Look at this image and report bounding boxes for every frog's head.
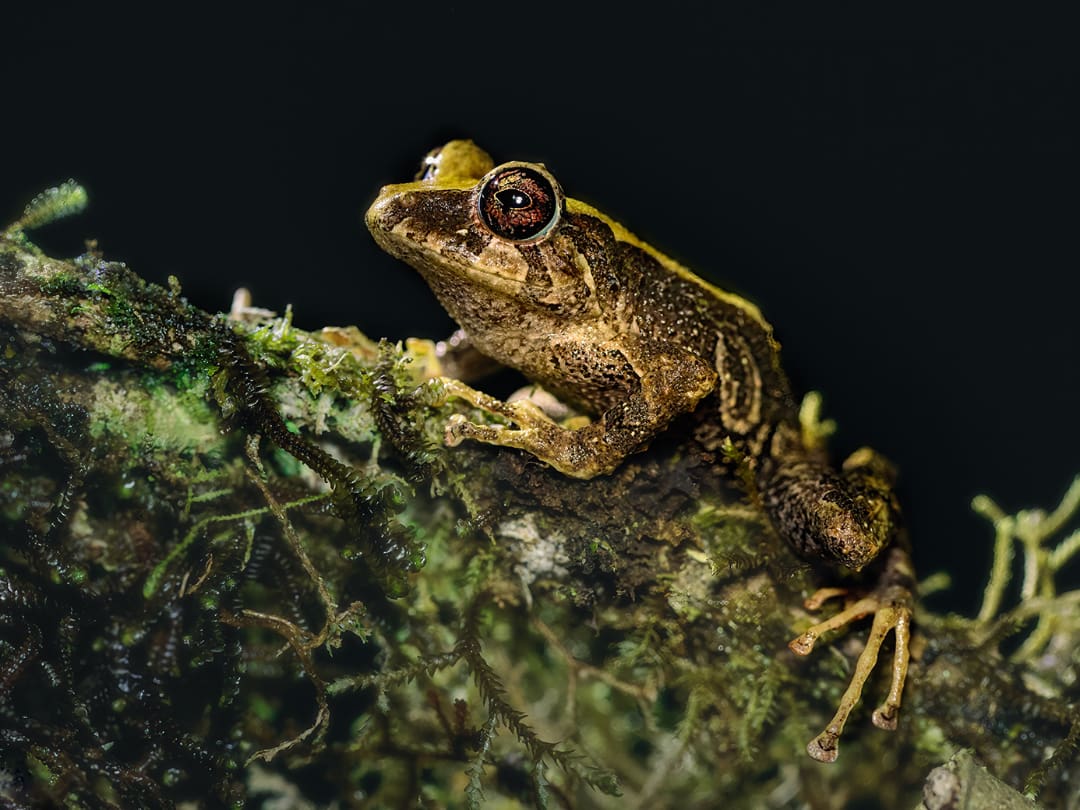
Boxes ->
[366,141,601,337]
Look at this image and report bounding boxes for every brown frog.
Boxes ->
[366,140,914,762]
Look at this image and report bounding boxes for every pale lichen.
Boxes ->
[970,475,1080,664]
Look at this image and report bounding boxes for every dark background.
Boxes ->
[5,16,1078,611]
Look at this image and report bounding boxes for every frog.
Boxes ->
[365,140,914,763]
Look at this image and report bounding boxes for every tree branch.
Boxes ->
[1,226,1075,808]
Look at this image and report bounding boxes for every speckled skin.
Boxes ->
[366,146,898,573]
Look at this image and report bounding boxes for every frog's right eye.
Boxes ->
[476,163,562,242]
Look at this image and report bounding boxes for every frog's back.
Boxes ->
[564,202,798,446]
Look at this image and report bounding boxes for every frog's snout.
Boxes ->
[364,185,407,235]
[366,182,460,235]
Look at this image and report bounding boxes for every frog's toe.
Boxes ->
[444,414,468,446]
[806,729,841,763]
[790,550,914,762]
[788,592,881,657]
[445,415,508,447]
[872,701,899,731]
[788,631,816,656]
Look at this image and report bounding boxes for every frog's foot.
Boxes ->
[788,547,914,763]
[445,403,553,451]
[439,378,613,479]
[445,410,610,480]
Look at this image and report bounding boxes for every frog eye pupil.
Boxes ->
[477,165,561,242]
[496,189,530,209]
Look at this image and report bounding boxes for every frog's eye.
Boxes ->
[476,163,562,242]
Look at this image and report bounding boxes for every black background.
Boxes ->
[5,14,1078,611]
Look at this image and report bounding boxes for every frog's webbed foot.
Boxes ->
[788,546,914,762]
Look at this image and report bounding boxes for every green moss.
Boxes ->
[38,271,86,298]
[88,375,221,461]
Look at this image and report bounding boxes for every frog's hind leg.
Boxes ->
[788,546,914,762]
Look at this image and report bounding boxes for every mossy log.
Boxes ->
[0,214,1076,808]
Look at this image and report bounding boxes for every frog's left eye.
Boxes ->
[476,163,562,242]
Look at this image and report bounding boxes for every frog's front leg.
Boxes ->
[438,344,718,479]
[789,545,914,762]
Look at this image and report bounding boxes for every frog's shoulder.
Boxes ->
[565,198,775,337]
